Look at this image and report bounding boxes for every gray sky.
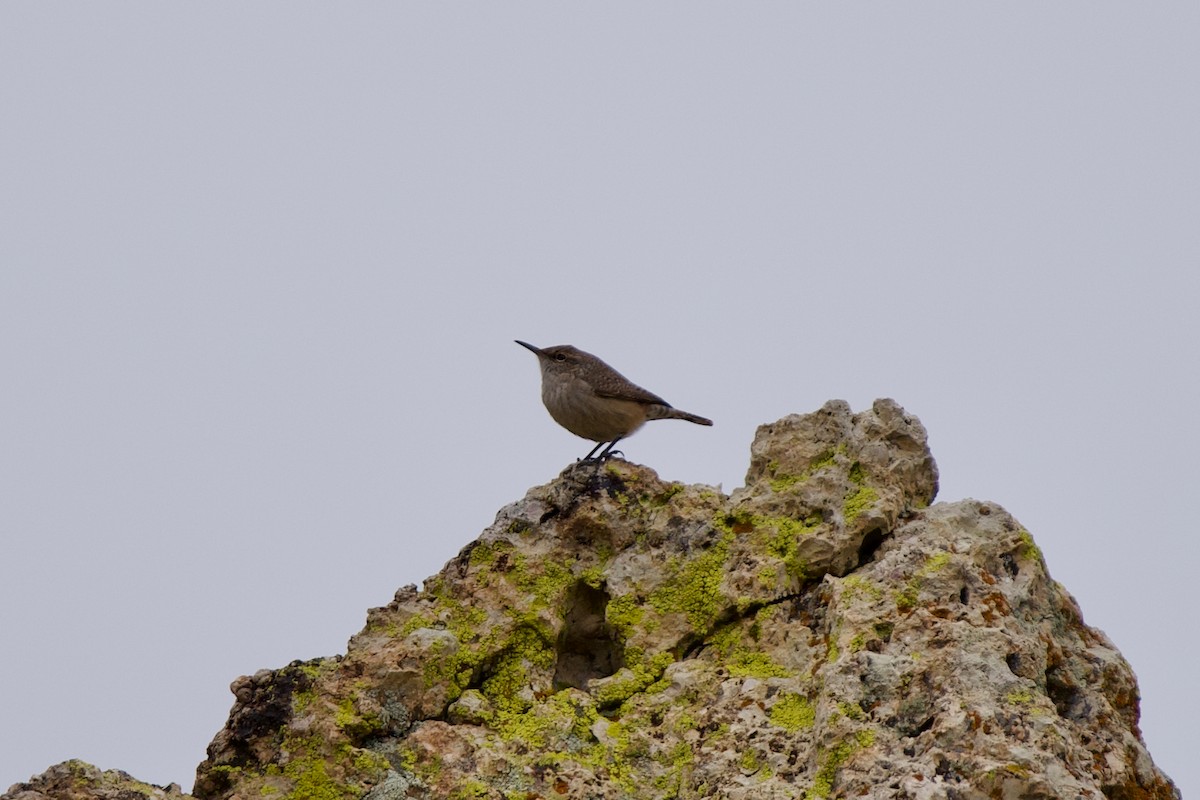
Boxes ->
[2,4,1196,796]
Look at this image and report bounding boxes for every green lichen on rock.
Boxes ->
[843,485,879,524]
[467,538,507,569]
[591,652,674,708]
[280,735,357,800]
[408,593,487,647]
[727,650,792,679]
[652,740,696,794]
[398,613,433,637]
[805,729,876,799]
[1018,529,1043,563]
[417,612,558,713]
[449,779,491,800]
[763,514,819,582]
[478,625,557,713]
[709,623,793,679]
[769,472,802,493]
[1006,688,1035,705]
[739,748,765,774]
[606,592,645,638]
[895,550,953,612]
[579,564,605,588]
[770,693,816,732]
[840,574,883,602]
[841,460,879,523]
[648,530,734,632]
[721,509,819,586]
[55,760,168,797]
[749,602,777,630]
[509,553,575,610]
[490,688,600,751]
[292,686,318,714]
[837,701,866,721]
[333,694,383,740]
[652,482,686,506]
[768,447,843,492]
[895,581,919,612]
[922,551,951,573]
[350,750,390,777]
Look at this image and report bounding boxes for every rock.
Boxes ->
[186,399,1177,800]
[2,760,190,800]
[9,400,1179,800]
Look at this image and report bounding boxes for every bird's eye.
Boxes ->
[554,353,567,362]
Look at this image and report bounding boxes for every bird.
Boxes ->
[515,340,712,461]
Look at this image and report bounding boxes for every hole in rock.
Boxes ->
[911,715,936,737]
[857,528,886,564]
[553,580,625,691]
[1046,665,1086,720]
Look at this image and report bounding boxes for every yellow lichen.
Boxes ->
[648,532,734,632]
[769,693,815,732]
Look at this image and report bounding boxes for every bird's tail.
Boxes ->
[649,405,713,426]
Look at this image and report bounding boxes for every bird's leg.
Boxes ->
[597,438,624,460]
[581,441,607,461]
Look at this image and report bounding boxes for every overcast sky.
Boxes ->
[1,4,1196,797]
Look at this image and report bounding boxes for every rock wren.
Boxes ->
[516,340,712,460]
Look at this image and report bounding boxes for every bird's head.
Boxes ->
[515,341,590,377]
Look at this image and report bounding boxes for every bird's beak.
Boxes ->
[515,340,542,356]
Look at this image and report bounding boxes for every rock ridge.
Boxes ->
[4,400,1178,800]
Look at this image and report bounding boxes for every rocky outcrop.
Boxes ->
[6,400,1179,800]
[2,760,189,800]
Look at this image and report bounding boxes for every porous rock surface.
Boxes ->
[6,400,1179,800]
[2,760,189,800]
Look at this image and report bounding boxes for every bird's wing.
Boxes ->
[593,373,671,407]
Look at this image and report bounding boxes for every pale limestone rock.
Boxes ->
[186,400,1176,800]
[8,400,1175,800]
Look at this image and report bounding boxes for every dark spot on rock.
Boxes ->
[959,586,970,605]
[935,756,964,781]
[857,527,887,564]
[1046,665,1089,721]
[209,660,315,774]
[601,474,627,500]
[232,667,306,742]
[721,513,755,533]
[553,581,624,691]
[1006,653,1022,676]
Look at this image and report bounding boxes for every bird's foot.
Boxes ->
[574,451,623,465]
